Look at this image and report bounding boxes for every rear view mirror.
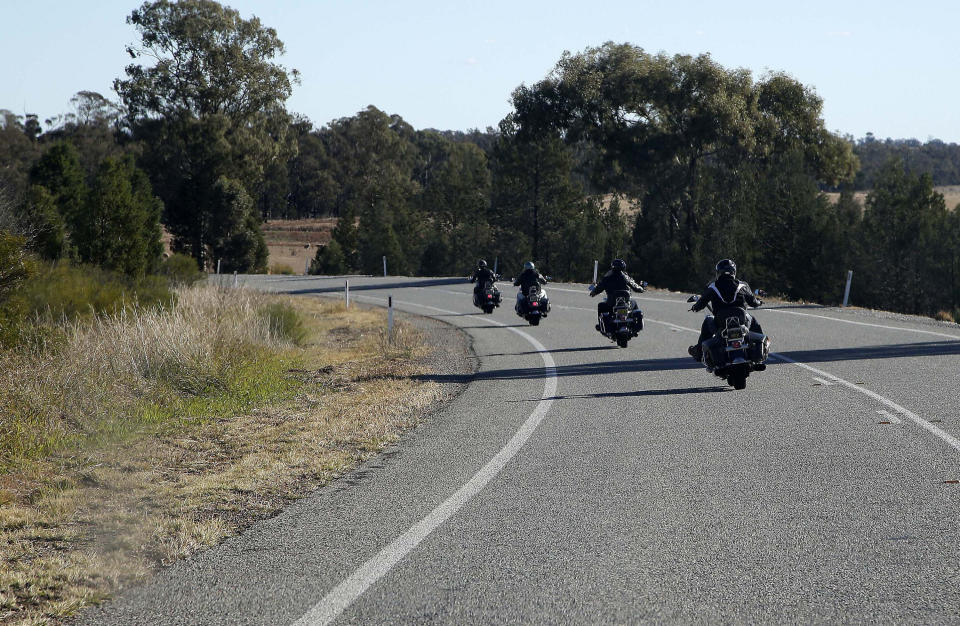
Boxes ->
[755,289,767,297]
[686,295,700,303]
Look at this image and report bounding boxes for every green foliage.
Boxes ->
[117,0,297,271]
[21,263,173,322]
[0,110,43,197]
[74,155,164,276]
[0,231,35,346]
[270,263,296,275]
[258,301,307,345]
[309,240,347,275]
[160,253,205,286]
[22,185,68,260]
[29,142,87,233]
[207,177,268,273]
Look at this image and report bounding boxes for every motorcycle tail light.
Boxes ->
[732,341,742,348]
[487,294,492,299]
[531,302,538,307]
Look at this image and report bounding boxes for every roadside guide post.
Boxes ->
[593,260,598,285]
[387,296,394,343]
[233,271,238,288]
[345,280,350,308]
[842,270,853,307]
[216,258,222,287]
[305,258,309,275]
[383,256,387,277]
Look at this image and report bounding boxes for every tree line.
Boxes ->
[1,2,959,320]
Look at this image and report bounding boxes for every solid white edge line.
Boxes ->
[291,296,557,626]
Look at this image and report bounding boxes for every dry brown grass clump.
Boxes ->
[0,295,441,625]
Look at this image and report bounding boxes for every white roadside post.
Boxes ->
[345,280,350,308]
[842,270,853,307]
[387,296,394,343]
[383,256,387,277]
[304,257,309,275]
[493,257,498,274]
[233,270,238,288]
[593,260,599,284]
[216,258,222,288]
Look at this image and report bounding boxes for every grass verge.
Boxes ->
[0,291,440,625]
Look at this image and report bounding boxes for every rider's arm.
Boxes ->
[742,282,762,307]
[625,273,644,293]
[538,273,547,284]
[691,287,712,312]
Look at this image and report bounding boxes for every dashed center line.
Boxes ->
[878,410,903,424]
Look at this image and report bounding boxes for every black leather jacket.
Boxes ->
[514,268,547,293]
[692,275,762,320]
[470,267,497,290]
[590,270,644,300]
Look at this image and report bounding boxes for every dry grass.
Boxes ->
[0,293,440,625]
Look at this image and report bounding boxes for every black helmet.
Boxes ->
[478,259,487,268]
[611,258,626,271]
[715,258,737,278]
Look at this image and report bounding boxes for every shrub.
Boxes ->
[259,300,307,345]
[309,240,347,275]
[21,263,173,321]
[935,310,956,323]
[161,253,205,286]
[270,263,296,275]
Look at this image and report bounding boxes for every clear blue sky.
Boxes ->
[2,0,958,141]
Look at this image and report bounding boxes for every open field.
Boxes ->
[824,185,960,209]
[0,289,447,625]
[262,218,336,274]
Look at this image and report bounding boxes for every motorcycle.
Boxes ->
[514,283,550,326]
[592,287,646,348]
[472,278,502,314]
[687,291,769,390]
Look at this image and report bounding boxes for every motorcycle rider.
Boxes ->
[469,259,499,307]
[688,258,764,361]
[514,261,549,316]
[589,258,645,331]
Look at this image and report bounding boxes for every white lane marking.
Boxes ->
[812,377,835,386]
[555,301,960,456]
[292,297,557,626]
[766,308,960,340]
[878,410,903,424]
[770,353,960,453]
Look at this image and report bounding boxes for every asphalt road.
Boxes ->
[81,275,960,625]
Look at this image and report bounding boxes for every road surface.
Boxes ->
[81,275,960,624]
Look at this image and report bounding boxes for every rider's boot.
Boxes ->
[688,344,702,362]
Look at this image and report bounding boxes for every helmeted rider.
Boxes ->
[688,259,764,361]
[514,261,548,315]
[469,259,498,306]
[589,258,645,331]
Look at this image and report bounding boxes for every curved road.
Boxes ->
[83,275,960,624]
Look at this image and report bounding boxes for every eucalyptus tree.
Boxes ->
[509,42,858,289]
[115,0,298,270]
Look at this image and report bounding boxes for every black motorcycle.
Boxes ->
[473,279,502,314]
[515,284,550,326]
[596,292,645,348]
[687,292,769,390]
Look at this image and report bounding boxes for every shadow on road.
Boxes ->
[286,277,466,295]
[775,340,960,364]
[415,356,700,384]
[484,346,618,357]
[506,386,729,401]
